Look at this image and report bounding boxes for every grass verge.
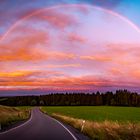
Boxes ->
[0,105,31,130]
[51,113,140,140]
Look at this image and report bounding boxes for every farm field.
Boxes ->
[41,106,140,139]
[41,106,140,122]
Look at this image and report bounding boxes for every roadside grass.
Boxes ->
[41,106,140,140]
[51,113,140,140]
[0,105,31,130]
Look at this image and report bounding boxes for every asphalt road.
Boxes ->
[0,108,90,140]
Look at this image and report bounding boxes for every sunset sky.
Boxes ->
[0,0,140,94]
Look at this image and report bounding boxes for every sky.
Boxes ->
[0,0,140,94]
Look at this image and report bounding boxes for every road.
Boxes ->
[0,108,90,140]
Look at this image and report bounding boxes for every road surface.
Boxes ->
[0,108,90,140]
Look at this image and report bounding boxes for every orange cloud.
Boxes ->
[46,64,81,68]
[130,70,140,79]
[109,68,123,75]
[48,52,76,60]
[0,47,47,61]
[0,71,44,82]
[106,43,140,56]
[80,55,112,62]
[0,73,138,88]
[0,35,76,62]
[0,29,48,61]
[0,71,33,78]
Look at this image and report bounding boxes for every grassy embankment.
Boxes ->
[41,106,140,140]
[0,105,31,130]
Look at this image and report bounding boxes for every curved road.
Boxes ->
[0,108,83,140]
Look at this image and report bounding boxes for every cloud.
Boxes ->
[106,43,140,65]
[0,26,76,62]
[49,52,76,60]
[0,71,34,78]
[0,75,99,86]
[0,71,42,81]
[67,33,86,43]
[0,71,133,87]
[0,28,48,61]
[109,68,123,75]
[0,46,47,62]
[32,9,78,30]
[129,70,140,79]
[0,48,76,62]
[46,63,81,68]
[0,71,139,90]
[80,55,112,62]
[0,70,66,84]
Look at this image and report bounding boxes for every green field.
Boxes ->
[41,106,140,122]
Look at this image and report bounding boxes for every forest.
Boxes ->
[0,89,140,106]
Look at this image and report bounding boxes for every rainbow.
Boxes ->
[1,4,140,42]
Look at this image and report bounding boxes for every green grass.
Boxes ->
[41,106,140,122]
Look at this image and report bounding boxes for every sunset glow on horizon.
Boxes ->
[1,1,140,93]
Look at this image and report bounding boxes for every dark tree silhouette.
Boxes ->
[0,89,140,107]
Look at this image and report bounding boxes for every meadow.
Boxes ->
[41,106,140,140]
[41,106,140,122]
[0,106,31,130]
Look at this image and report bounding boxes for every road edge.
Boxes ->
[40,108,78,140]
[0,109,32,134]
[51,117,78,140]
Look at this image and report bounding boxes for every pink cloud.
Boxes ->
[80,55,112,62]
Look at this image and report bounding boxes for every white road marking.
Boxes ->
[41,110,78,140]
[51,117,78,140]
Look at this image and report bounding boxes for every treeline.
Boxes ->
[0,90,140,106]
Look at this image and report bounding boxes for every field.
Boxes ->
[42,106,140,140]
[41,106,140,140]
[0,106,31,130]
[41,106,140,122]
